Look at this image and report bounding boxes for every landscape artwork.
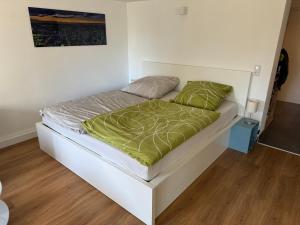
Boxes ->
[28,7,107,47]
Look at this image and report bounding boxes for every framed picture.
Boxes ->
[28,7,107,47]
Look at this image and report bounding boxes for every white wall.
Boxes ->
[0,0,129,148]
[260,0,291,130]
[127,0,289,126]
[278,9,300,104]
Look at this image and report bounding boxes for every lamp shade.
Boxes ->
[246,100,259,113]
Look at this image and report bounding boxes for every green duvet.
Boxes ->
[82,100,220,167]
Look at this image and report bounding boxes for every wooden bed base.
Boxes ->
[36,117,239,225]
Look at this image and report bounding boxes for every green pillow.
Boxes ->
[173,81,233,110]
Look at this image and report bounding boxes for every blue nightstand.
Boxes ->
[229,118,259,153]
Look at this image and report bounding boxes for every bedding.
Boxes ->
[42,100,238,180]
[121,76,180,99]
[82,100,220,166]
[173,81,233,110]
[40,91,146,133]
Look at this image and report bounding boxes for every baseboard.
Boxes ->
[0,128,37,149]
[258,142,300,157]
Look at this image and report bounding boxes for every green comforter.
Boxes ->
[82,100,220,167]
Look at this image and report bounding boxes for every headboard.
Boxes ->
[141,61,252,116]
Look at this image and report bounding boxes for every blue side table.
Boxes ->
[229,118,259,153]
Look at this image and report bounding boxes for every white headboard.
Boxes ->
[141,61,252,116]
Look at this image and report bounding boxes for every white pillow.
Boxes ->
[122,76,180,99]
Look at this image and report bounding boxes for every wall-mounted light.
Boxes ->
[176,7,188,16]
[253,65,262,76]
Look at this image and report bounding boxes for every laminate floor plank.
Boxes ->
[1,139,300,225]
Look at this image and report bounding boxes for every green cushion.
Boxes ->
[173,81,233,111]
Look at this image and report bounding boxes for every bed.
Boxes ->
[42,90,238,181]
[36,61,253,225]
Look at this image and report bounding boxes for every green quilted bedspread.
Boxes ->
[82,100,220,167]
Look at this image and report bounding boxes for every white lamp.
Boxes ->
[0,182,9,225]
[246,99,259,120]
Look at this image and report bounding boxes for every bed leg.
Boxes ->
[151,188,156,225]
[144,188,156,225]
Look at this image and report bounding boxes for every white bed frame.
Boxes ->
[37,62,252,225]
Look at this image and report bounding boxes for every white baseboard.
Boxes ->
[258,142,300,157]
[0,128,37,149]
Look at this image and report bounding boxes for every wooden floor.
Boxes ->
[1,139,300,225]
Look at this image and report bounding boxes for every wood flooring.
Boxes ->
[1,139,300,225]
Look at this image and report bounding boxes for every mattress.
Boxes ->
[42,93,238,181]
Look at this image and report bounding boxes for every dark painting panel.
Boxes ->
[28,7,107,47]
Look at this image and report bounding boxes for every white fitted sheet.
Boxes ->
[42,99,238,181]
[40,91,146,134]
